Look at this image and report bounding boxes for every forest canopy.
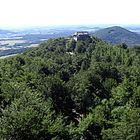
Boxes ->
[0,36,140,140]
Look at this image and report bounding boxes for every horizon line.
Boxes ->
[1,24,140,29]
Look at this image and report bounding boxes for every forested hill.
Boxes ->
[0,37,140,140]
[93,26,140,46]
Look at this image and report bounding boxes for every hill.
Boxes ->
[0,37,140,139]
[93,26,140,46]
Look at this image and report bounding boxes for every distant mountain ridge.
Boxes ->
[0,29,14,34]
[93,26,140,47]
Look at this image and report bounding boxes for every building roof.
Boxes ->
[74,31,89,36]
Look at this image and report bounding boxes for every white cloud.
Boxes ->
[0,0,140,27]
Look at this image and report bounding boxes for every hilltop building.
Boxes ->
[73,31,90,41]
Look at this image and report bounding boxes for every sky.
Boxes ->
[0,0,140,28]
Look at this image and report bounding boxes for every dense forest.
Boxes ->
[0,36,140,140]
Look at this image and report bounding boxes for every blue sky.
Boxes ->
[0,0,140,27]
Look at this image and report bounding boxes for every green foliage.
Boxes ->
[0,37,140,139]
[0,91,67,140]
[66,39,76,52]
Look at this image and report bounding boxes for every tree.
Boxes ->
[0,91,67,140]
[66,39,76,52]
[75,41,86,53]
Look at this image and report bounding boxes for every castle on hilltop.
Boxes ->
[73,31,90,41]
